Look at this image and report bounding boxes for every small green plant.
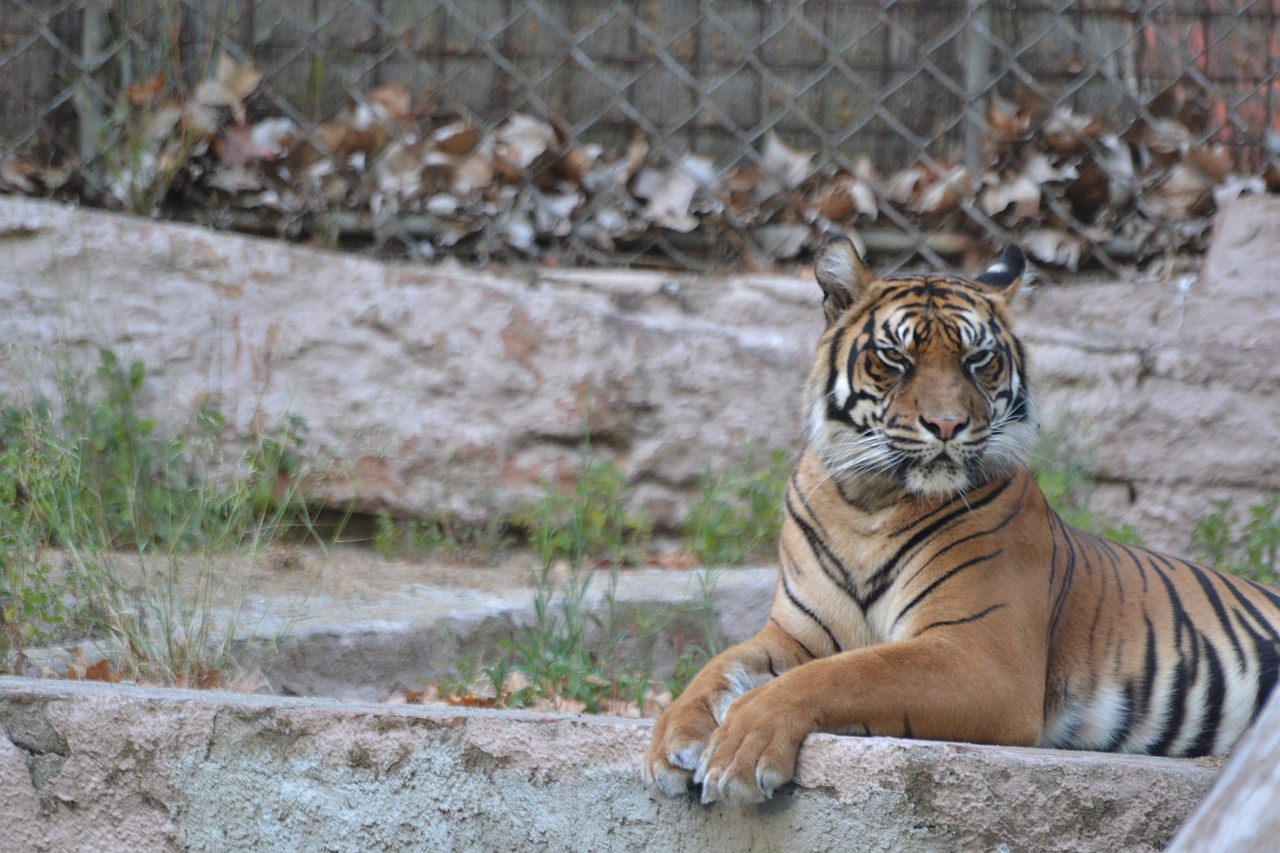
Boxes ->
[370,511,503,560]
[683,449,790,566]
[513,457,650,569]
[1191,497,1280,586]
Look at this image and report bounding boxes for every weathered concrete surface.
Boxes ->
[1166,685,1280,852]
[0,195,1277,551]
[0,678,1217,852]
[252,562,776,702]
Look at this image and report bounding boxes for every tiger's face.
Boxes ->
[807,238,1037,500]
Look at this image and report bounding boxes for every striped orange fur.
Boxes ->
[641,237,1280,806]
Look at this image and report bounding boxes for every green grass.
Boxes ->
[1190,497,1280,587]
[683,449,791,566]
[0,350,324,683]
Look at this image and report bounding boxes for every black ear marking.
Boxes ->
[974,245,1026,291]
[813,235,873,325]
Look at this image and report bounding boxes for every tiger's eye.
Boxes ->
[876,348,908,369]
[965,350,995,370]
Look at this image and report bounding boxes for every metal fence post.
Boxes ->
[76,0,108,177]
[964,0,993,179]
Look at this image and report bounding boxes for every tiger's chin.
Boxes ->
[902,463,973,498]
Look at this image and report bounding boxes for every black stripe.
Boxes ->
[777,572,841,655]
[1184,562,1247,671]
[898,493,1024,592]
[1236,619,1280,719]
[785,493,856,596]
[1146,557,1194,755]
[768,616,821,661]
[824,326,848,401]
[1046,511,1077,644]
[916,603,1006,636]
[1239,574,1280,610]
[1217,574,1280,643]
[869,477,1014,597]
[1254,638,1280,719]
[891,551,1002,630]
[1134,614,1160,741]
[1186,639,1226,757]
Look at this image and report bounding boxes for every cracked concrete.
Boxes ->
[0,678,1220,852]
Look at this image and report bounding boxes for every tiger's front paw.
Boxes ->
[641,696,720,799]
[693,685,815,806]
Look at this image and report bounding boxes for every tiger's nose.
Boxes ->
[921,414,968,441]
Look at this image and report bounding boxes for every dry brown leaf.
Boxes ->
[196,667,222,690]
[1184,145,1232,185]
[640,154,716,233]
[814,170,878,221]
[126,74,167,106]
[493,113,557,179]
[195,55,262,125]
[913,165,971,216]
[987,92,1032,142]
[1041,106,1098,155]
[84,658,123,683]
[1145,162,1216,220]
[1064,165,1111,221]
[317,121,389,161]
[450,149,496,196]
[367,83,414,124]
[434,121,481,157]
[981,173,1040,220]
[1023,227,1085,271]
[760,130,813,191]
[0,154,40,193]
[884,164,927,206]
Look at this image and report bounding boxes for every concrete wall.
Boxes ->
[0,678,1217,852]
[1,195,1277,553]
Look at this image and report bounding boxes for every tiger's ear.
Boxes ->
[973,245,1026,297]
[814,235,873,325]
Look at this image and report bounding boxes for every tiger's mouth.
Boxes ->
[895,444,984,496]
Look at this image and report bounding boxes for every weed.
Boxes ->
[511,426,650,567]
[0,349,325,682]
[370,512,506,560]
[683,449,790,566]
[1190,497,1280,586]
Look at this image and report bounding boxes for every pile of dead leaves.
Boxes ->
[2,57,1277,269]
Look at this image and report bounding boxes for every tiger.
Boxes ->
[641,235,1280,806]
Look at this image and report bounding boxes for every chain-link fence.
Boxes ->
[2,0,1278,273]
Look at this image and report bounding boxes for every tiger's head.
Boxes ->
[806,237,1037,502]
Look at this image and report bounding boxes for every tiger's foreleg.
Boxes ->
[689,634,1045,805]
[641,619,812,799]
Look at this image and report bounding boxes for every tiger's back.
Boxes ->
[643,236,1280,806]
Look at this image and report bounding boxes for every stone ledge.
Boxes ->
[0,678,1215,852]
